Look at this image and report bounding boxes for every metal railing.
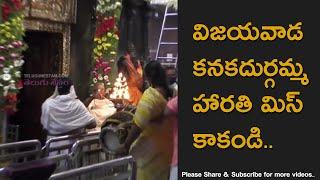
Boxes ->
[42,131,100,156]
[49,156,136,180]
[68,136,105,169]
[0,132,136,180]
[0,140,42,166]
[6,124,19,143]
[0,131,101,169]
[42,131,101,173]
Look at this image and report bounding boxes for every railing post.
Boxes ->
[1,113,7,143]
[130,159,137,180]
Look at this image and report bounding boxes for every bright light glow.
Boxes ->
[110,73,130,100]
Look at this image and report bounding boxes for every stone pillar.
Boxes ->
[70,0,97,101]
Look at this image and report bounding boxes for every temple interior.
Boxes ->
[0,0,178,179]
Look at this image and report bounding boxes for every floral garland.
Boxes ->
[90,0,121,92]
[0,0,27,113]
[96,0,121,17]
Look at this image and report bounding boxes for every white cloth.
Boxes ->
[41,85,95,135]
[88,98,117,130]
[170,83,178,97]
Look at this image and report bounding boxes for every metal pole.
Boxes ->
[1,113,7,143]
[49,156,134,180]
[155,4,169,60]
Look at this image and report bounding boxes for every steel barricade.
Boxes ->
[42,131,100,173]
[0,140,42,166]
[6,124,19,143]
[68,136,105,168]
[42,131,100,156]
[67,136,110,180]
[49,156,136,180]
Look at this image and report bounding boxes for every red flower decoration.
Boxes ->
[101,61,109,67]
[12,0,22,10]
[1,0,23,21]
[3,105,16,115]
[1,3,11,21]
[7,93,17,103]
[103,68,109,73]
[16,80,23,89]
[92,57,112,79]
[95,17,116,37]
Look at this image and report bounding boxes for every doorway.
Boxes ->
[9,31,63,144]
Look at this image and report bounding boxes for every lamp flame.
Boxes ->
[110,73,130,100]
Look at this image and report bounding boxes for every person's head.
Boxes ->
[144,61,172,98]
[117,56,130,78]
[93,83,106,99]
[57,77,73,95]
[165,66,177,85]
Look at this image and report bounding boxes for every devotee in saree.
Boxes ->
[88,83,117,131]
[40,77,97,152]
[122,61,173,180]
[117,54,143,105]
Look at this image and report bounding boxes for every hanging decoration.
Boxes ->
[0,0,27,114]
[90,0,122,92]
